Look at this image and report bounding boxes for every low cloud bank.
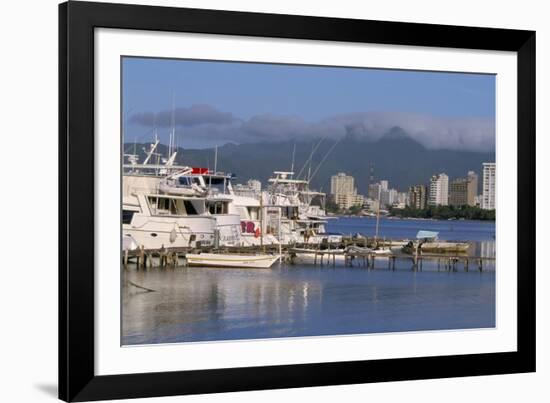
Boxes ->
[129,104,495,152]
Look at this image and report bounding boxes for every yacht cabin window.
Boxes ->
[208,201,228,215]
[147,196,200,216]
[248,207,260,220]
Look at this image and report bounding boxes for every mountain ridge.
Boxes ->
[124,131,494,194]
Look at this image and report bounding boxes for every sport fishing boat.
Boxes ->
[266,171,342,245]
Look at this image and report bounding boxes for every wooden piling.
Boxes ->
[123,249,129,269]
[138,246,145,270]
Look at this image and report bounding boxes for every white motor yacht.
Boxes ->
[122,193,216,250]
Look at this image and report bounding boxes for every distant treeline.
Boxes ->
[389,205,495,221]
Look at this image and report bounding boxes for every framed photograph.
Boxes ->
[59,1,535,401]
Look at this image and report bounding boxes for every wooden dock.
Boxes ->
[123,243,494,272]
[344,250,495,272]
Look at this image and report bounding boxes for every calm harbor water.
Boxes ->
[330,216,496,243]
[122,217,495,346]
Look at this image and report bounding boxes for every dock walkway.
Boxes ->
[123,242,494,272]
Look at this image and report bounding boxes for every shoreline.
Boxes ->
[327,214,495,222]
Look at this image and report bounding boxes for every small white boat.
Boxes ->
[401,230,470,254]
[289,248,347,265]
[369,249,394,259]
[185,253,280,268]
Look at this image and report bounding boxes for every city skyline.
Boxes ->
[327,162,494,211]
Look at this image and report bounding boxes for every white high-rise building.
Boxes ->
[331,172,356,196]
[380,188,397,208]
[428,173,449,206]
[331,172,364,209]
[368,179,389,200]
[482,162,496,210]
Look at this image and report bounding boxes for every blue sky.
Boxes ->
[122,57,495,151]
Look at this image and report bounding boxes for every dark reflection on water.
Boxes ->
[122,256,495,345]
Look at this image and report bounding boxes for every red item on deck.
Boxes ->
[191,167,209,174]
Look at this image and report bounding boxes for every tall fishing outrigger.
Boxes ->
[266,171,342,245]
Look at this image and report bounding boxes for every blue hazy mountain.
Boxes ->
[125,128,494,194]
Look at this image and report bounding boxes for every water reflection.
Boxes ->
[122,260,495,345]
[122,218,496,345]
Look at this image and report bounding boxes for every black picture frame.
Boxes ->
[59,1,536,401]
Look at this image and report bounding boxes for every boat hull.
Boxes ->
[290,252,346,265]
[123,215,216,249]
[186,253,279,268]
[402,242,470,254]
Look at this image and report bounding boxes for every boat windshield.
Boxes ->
[205,177,228,195]
[147,196,202,216]
[178,176,202,187]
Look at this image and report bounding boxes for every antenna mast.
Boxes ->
[169,93,175,159]
[214,145,218,174]
[290,142,296,176]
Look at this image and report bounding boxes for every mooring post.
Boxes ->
[169,252,174,266]
[123,249,129,269]
[138,246,145,270]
